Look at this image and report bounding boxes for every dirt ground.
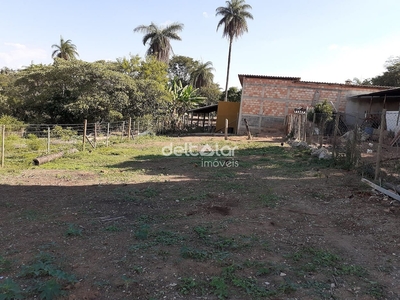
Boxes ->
[1,135,400,299]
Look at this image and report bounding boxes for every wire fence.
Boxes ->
[3,111,400,188]
[286,109,400,185]
[0,119,155,168]
[0,117,223,168]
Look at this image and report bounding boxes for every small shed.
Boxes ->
[350,87,400,113]
[215,101,241,134]
[349,88,400,130]
[187,102,241,133]
[187,104,218,131]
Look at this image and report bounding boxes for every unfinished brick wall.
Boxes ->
[237,75,387,135]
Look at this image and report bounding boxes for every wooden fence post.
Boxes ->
[128,117,132,140]
[47,127,50,154]
[106,123,110,147]
[224,119,228,140]
[312,112,316,145]
[1,125,5,168]
[83,119,87,151]
[375,109,386,180]
[397,103,400,126]
[94,122,97,148]
[333,113,340,159]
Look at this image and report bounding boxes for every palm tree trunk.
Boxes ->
[224,38,233,102]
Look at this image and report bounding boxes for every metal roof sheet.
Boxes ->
[188,104,218,114]
[237,74,393,89]
[351,87,400,98]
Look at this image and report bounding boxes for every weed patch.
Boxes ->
[0,252,77,299]
[104,225,122,232]
[0,278,23,300]
[65,223,83,237]
[0,256,12,273]
[259,190,280,207]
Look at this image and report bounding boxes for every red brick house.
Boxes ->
[237,75,389,135]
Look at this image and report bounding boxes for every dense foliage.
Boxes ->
[354,57,400,87]
[6,58,171,124]
[0,56,243,126]
[370,57,400,87]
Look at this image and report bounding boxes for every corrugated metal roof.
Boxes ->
[352,87,400,98]
[237,74,394,89]
[188,104,218,114]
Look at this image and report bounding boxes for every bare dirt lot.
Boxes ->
[1,136,400,299]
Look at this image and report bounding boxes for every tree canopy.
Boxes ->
[190,61,215,89]
[352,57,400,87]
[51,36,79,60]
[168,55,197,86]
[10,58,171,124]
[370,57,400,87]
[220,87,242,102]
[134,22,184,63]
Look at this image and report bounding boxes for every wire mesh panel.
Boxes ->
[0,118,174,167]
[286,111,400,175]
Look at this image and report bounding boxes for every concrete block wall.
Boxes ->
[237,75,387,135]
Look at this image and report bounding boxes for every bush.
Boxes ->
[0,115,25,133]
[26,134,43,151]
[307,100,333,125]
[51,126,78,141]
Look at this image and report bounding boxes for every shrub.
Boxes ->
[307,100,333,125]
[51,126,78,141]
[0,115,25,135]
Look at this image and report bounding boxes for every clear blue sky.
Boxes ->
[1,0,400,88]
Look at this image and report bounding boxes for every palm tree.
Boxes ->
[134,22,184,63]
[190,61,215,89]
[51,36,79,60]
[216,0,253,101]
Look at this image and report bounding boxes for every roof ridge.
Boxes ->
[238,74,395,89]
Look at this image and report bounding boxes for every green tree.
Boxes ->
[351,77,373,85]
[116,55,171,117]
[138,56,169,83]
[14,60,157,123]
[51,36,79,60]
[220,86,242,102]
[134,22,184,63]
[216,0,253,101]
[116,55,142,77]
[190,61,215,89]
[198,84,222,105]
[13,63,54,122]
[308,100,333,124]
[0,68,18,116]
[370,57,400,87]
[168,55,197,86]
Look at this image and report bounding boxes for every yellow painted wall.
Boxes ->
[215,101,241,133]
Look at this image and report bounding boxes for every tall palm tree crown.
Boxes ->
[51,36,79,60]
[134,22,184,63]
[216,0,253,101]
[190,61,215,89]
